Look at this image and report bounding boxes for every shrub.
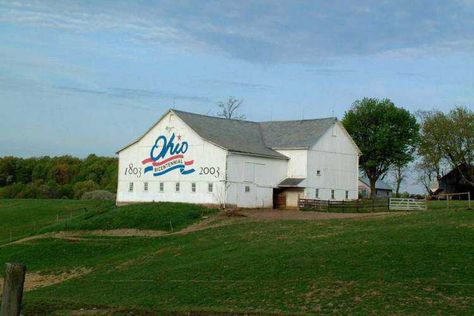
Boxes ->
[73,180,99,199]
[81,190,116,201]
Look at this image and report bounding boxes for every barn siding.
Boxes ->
[117,112,228,205]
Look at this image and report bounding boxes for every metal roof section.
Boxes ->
[259,117,337,148]
[278,177,306,187]
[172,110,287,159]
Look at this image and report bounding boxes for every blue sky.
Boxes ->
[1,1,473,191]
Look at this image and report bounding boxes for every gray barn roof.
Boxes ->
[260,118,337,148]
[173,110,286,159]
[118,109,339,159]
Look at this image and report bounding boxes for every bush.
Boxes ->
[81,190,116,201]
[73,180,99,199]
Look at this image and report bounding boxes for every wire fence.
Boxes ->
[299,198,390,213]
[0,204,114,246]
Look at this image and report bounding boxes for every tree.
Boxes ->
[417,106,474,187]
[342,98,419,198]
[389,163,410,197]
[217,97,246,120]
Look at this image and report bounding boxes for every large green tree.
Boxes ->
[342,98,419,198]
[418,107,474,188]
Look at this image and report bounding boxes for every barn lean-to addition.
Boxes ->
[116,109,360,208]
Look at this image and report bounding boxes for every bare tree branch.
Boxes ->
[217,97,246,120]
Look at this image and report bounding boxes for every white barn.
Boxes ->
[116,109,360,208]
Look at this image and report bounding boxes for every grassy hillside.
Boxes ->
[0,199,113,244]
[0,205,473,314]
[40,202,217,233]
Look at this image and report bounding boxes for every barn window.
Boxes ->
[144,182,148,191]
[192,183,196,192]
[345,190,349,199]
[316,170,321,176]
[159,182,164,192]
[315,189,319,198]
[176,182,180,192]
[129,182,134,192]
[331,189,335,199]
[208,183,213,193]
[245,186,250,193]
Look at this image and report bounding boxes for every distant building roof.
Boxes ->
[359,176,392,191]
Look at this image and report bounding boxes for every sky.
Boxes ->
[1,0,473,192]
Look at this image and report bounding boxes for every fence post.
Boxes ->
[468,192,471,210]
[1,263,26,316]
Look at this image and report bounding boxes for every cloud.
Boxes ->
[55,85,212,103]
[203,79,272,90]
[1,1,473,63]
[305,68,356,76]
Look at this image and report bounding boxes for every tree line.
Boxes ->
[0,98,472,200]
[342,99,473,198]
[0,155,117,199]
[219,96,473,198]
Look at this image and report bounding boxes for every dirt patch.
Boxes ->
[237,209,398,221]
[80,229,167,237]
[0,267,92,292]
[0,229,168,247]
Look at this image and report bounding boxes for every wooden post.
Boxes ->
[468,192,471,210]
[297,194,300,211]
[1,263,26,316]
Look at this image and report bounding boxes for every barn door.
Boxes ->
[273,189,286,209]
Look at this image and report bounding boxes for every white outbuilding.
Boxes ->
[116,109,360,208]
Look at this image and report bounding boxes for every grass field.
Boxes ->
[0,199,473,314]
[39,202,217,234]
[0,199,113,244]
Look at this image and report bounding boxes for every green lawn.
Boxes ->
[0,199,113,244]
[428,199,472,210]
[0,201,473,314]
[40,202,217,233]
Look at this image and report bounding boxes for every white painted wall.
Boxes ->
[225,153,288,208]
[305,122,359,201]
[275,149,307,179]
[117,111,359,208]
[117,112,228,205]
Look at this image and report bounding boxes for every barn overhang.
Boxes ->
[278,177,306,188]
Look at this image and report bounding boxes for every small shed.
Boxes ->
[436,164,474,199]
[358,176,392,198]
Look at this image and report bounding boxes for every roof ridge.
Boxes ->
[260,117,337,124]
[171,108,259,124]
